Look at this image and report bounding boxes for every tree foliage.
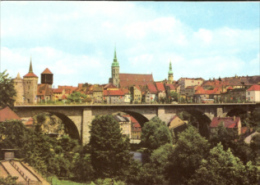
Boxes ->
[166,126,210,184]
[188,143,259,185]
[89,115,132,179]
[0,120,80,177]
[210,125,253,164]
[139,144,174,185]
[0,176,18,185]
[0,70,16,109]
[67,91,86,103]
[141,116,172,150]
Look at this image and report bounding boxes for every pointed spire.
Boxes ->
[29,57,33,73]
[16,72,21,79]
[112,46,119,67]
[113,46,117,62]
[168,61,173,75]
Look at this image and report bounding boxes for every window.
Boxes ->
[248,92,250,95]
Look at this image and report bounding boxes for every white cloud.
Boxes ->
[1,2,259,86]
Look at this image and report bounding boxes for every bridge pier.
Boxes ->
[82,108,93,145]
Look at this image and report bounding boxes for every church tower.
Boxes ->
[13,73,24,105]
[168,61,174,84]
[23,57,38,104]
[110,48,120,87]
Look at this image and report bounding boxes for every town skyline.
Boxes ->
[1,2,259,87]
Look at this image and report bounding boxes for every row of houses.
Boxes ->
[48,77,260,104]
[37,81,178,104]
[182,78,260,103]
[13,61,260,105]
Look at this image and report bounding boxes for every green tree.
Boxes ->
[0,70,16,109]
[209,124,253,164]
[89,115,132,179]
[67,91,86,103]
[170,91,179,102]
[166,126,210,184]
[0,120,28,152]
[250,133,260,165]
[141,117,172,150]
[188,143,259,185]
[138,144,174,185]
[0,176,18,185]
[34,113,47,133]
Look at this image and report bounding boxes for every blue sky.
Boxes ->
[1,2,259,87]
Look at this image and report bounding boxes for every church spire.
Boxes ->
[112,47,119,67]
[29,57,33,73]
[168,61,173,75]
[114,47,117,62]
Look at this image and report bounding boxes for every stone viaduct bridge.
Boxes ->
[14,103,257,144]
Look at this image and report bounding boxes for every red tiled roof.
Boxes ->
[227,86,233,90]
[41,68,52,74]
[121,88,130,94]
[247,84,260,91]
[165,84,176,90]
[58,86,77,94]
[147,83,157,94]
[155,82,165,92]
[52,88,63,93]
[119,73,154,88]
[24,117,34,126]
[23,72,38,78]
[103,89,125,96]
[123,115,138,124]
[195,87,220,95]
[37,84,53,96]
[210,117,240,128]
[0,106,21,122]
[123,115,141,131]
[103,83,117,89]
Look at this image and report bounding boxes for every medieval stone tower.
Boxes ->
[109,48,120,87]
[168,61,174,84]
[23,58,38,104]
[41,68,53,88]
[13,73,24,105]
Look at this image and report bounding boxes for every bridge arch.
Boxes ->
[21,110,81,142]
[46,112,81,141]
[226,108,247,117]
[114,110,149,127]
[176,109,211,138]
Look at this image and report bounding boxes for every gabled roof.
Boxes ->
[123,115,141,131]
[155,82,165,92]
[37,84,53,96]
[103,83,117,90]
[41,68,52,74]
[210,117,240,128]
[103,89,125,96]
[247,84,260,91]
[0,106,21,122]
[119,73,154,88]
[168,115,186,129]
[147,83,158,94]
